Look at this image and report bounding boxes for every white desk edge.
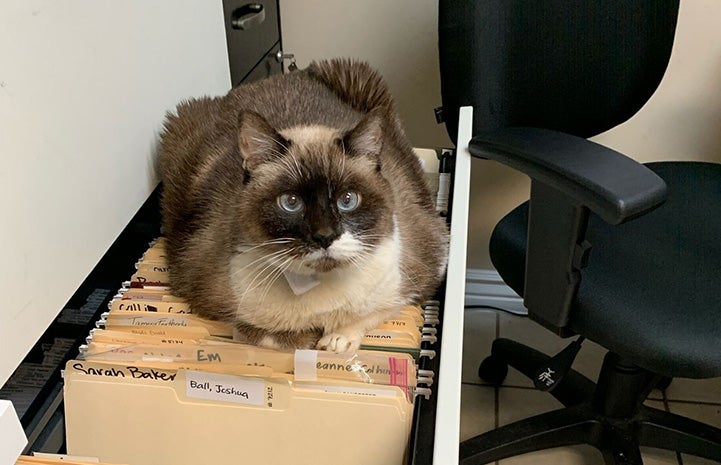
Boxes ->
[432,106,473,464]
[0,400,27,465]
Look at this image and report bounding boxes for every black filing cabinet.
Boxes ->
[223,0,283,85]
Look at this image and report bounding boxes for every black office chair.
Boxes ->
[438,1,721,464]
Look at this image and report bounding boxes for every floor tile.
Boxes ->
[679,453,721,465]
[667,401,721,465]
[497,387,603,464]
[498,445,604,465]
[497,386,562,424]
[459,383,496,441]
[479,389,679,464]
[462,309,497,384]
[665,377,721,404]
[639,449,681,465]
[667,401,721,428]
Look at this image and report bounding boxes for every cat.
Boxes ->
[159,59,448,353]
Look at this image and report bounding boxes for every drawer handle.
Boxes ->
[231,3,266,30]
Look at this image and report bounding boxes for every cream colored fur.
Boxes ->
[229,221,402,352]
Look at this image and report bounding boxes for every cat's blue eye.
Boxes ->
[337,191,361,212]
[278,193,304,213]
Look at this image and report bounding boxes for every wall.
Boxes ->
[279,0,449,148]
[280,0,721,269]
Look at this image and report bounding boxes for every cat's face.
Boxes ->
[232,110,394,275]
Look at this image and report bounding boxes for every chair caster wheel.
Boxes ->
[656,376,673,391]
[478,355,508,386]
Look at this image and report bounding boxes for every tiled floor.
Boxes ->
[460,309,721,465]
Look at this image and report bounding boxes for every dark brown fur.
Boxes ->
[159,59,448,350]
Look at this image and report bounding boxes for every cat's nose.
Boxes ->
[312,228,339,249]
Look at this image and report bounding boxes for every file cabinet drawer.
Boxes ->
[243,42,282,84]
[223,0,280,86]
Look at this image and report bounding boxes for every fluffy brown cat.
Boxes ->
[159,59,448,353]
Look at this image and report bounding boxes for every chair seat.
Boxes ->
[490,161,721,378]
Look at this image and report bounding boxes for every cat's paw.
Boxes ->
[257,335,284,350]
[316,332,361,353]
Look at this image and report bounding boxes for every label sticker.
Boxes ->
[294,349,318,381]
[185,370,264,406]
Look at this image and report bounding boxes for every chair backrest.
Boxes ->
[438,0,680,142]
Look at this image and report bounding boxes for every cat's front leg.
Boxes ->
[236,322,323,350]
[260,330,322,350]
[316,309,397,353]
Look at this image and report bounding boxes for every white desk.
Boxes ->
[0,0,231,388]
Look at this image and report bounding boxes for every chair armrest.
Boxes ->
[469,127,667,224]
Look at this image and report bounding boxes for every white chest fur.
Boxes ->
[228,224,403,333]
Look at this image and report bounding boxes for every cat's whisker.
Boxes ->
[346,255,367,276]
[260,133,303,182]
[345,252,376,283]
[231,248,291,277]
[354,230,388,237]
[249,135,289,155]
[237,242,292,260]
[395,250,434,273]
[233,239,297,273]
[399,265,420,290]
[248,137,288,162]
[356,231,386,237]
[358,241,382,250]
[289,152,304,182]
[238,249,296,301]
[258,254,297,306]
[240,246,299,299]
[235,245,292,260]
[354,245,380,259]
[267,134,290,153]
[353,257,377,279]
[246,250,293,286]
[277,155,302,184]
[339,150,346,182]
[251,252,299,310]
[236,238,295,254]
[253,138,299,181]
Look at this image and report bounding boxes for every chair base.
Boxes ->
[460,339,721,465]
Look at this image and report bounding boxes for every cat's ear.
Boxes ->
[237,111,288,170]
[343,109,384,158]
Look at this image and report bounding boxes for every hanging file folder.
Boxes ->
[64,361,413,465]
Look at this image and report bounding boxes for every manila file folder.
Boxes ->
[64,361,413,465]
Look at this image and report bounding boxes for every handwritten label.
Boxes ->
[185,370,264,406]
[71,362,177,381]
[111,300,190,314]
[364,332,393,340]
[128,315,188,327]
[196,349,222,362]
